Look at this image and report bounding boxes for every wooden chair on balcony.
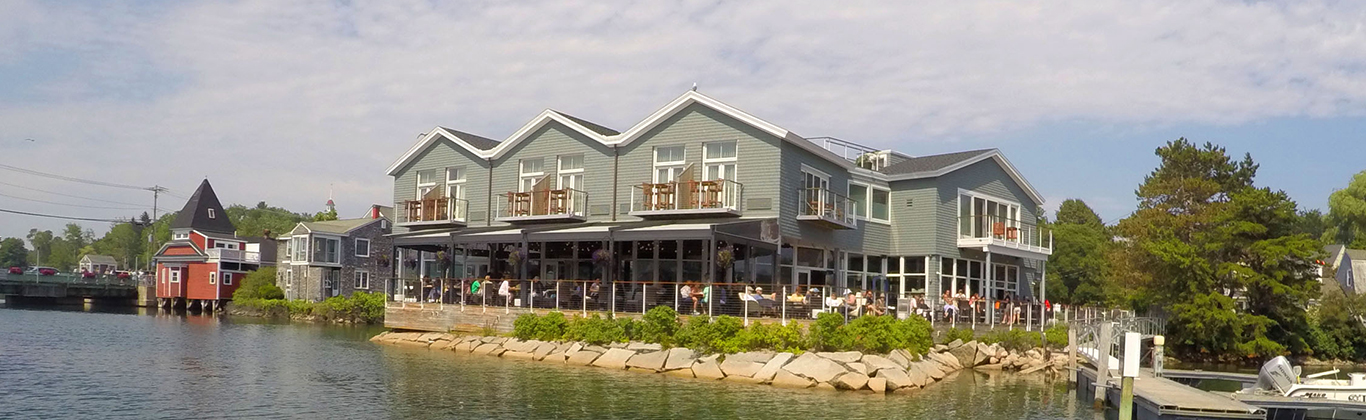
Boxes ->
[653,183,676,210]
[992,222,1006,239]
[548,189,568,215]
[1006,227,1019,241]
[698,180,723,208]
[512,192,533,216]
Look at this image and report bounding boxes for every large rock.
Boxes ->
[875,368,916,389]
[727,351,775,364]
[949,342,978,367]
[693,358,725,380]
[592,348,636,369]
[833,372,870,390]
[503,351,535,360]
[973,343,992,367]
[932,344,947,353]
[846,362,868,376]
[533,343,558,361]
[861,355,901,372]
[626,351,668,371]
[816,351,862,364]
[564,343,584,357]
[473,343,504,356]
[627,342,663,352]
[904,363,931,387]
[566,350,601,366]
[454,341,478,353]
[719,358,765,378]
[771,369,815,389]
[868,377,888,394]
[664,348,698,371]
[753,352,795,382]
[782,353,849,383]
[926,351,962,371]
[947,339,964,350]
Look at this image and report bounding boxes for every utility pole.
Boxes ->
[148,185,166,221]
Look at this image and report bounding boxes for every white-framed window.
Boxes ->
[312,236,340,264]
[283,240,293,261]
[355,270,370,289]
[849,182,868,218]
[207,208,216,219]
[209,272,217,285]
[173,232,189,241]
[519,158,544,192]
[286,269,293,286]
[958,190,1022,239]
[212,241,239,250]
[355,238,370,257]
[223,272,233,286]
[653,146,686,183]
[292,236,308,261]
[870,187,890,222]
[703,141,737,182]
[446,167,466,201]
[169,269,180,283]
[416,169,438,199]
[557,154,584,191]
[802,166,830,213]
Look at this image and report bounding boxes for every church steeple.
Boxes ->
[326,186,336,213]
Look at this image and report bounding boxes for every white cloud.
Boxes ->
[0,0,1363,237]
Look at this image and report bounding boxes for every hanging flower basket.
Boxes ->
[404,258,419,269]
[436,250,452,273]
[591,249,611,267]
[717,245,735,268]
[507,247,528,267]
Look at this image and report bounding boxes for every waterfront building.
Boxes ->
[382,91,1051,321]
[152,179,265,311]
[275,206,394,301]
[78,254,117,274]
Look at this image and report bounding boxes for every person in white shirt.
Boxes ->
[498,277,512,305]
[679,284,694,313]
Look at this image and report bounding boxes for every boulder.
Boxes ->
[566,350,601,366]
[926,351,961,371]
[875,368,916,390]
[665,368,695,378]
[664,348,699,371]
[627,342,663,352]
[989,357,999,365]
[833,372,870,390]
[861,355,901,372]
[454,341,478,353]
[973,343,992,367]
[888,351,912,369]
[585,345,609,354]
[473,343,503,356]
[693,358,726,380]
[868,377,887,394]
[904,363,931,388]
[914,360,945,380]
[753,352,795,382]
[727,351,775,364]
[771,369,815,389]
[996,347,1009,359]
[932,344,948,353]
[815,382,838,391]
[846,362,868,376]
[949,343,978,367]
[503,351,536,360]
[947,339,964,350]
[816,351,862,364]
[626,351,668,371]
[502,339,530,353]
[720,358,766,378]
[608,342,627,349]
[592,348,636,369]
[976,363,1004,370]
[724,376,765,385]
[782,353,849,383]
[533,343,558,361]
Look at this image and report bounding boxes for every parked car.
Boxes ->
[115,271,131,279]
[81,271,96,278]
[37,267,57,276]
[7,266,22,274]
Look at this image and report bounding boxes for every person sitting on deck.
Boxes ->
[869,296,887,316]
[825,292,843,316]
[679,283,694,313]
[943,290,957,321]
[498,277,512,306]
[700,284,713,315]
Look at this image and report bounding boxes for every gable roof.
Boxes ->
[299,218,380,235]
[81,254,117,265]
[880,149,995,175]
[170,179,237,235]
[880,149,1046,206]
[550,111,619,136]
[437,126,501,150]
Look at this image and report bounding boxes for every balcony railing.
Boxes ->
[957,215,1053,256]
[399,196,469,226]
[206,248,261,263]
[629,179,743,217]
[495,188,588,222]
[796,187,857,229]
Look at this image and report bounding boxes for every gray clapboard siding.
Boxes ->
[488,122,616,223]
[391,137,492,225]
[933,159,1041,258]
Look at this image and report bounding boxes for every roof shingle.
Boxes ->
[439,127,501,150]
[878,149,996,176]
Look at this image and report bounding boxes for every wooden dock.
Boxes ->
[1078,366,1264,419]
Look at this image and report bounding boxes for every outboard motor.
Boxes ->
[1254,356,1298,395]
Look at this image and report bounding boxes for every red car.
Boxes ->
[38,268,57,276]
[7,267,21,275]
[116,271,131,279]
[81,271,96,278]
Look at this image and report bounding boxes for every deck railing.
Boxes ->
[495,188,587,220]
[957,214,1052,252]
[630,179,743,214]
[400,196,469,224]
[797,187,856,227]
[206,248,261,263]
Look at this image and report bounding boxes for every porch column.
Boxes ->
[1040,259,1047,330]
[986,250,994,328]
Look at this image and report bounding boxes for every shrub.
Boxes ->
[675,315,745,354]
[232,267,281,300]
[734,321,807,353]
[942,327,975,344]
[639,306,680,346]
[846,315,901,354]
[808,312,853,351]
[1044,323,1068,349]
[980,328,1041,352]
[900,314,934,355]
[512,313,542,340]
[615,316,642,342]
[564,314,625,345]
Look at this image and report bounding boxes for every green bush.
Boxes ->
[232,267,282,300]
[808,312,853,352]
[513,313,541,340]
[615,316,642,342]
[733,321,807,353]
[900,314,934,355]
[942,327,975,344]
[846,315,901,353]
[232,290,385,324]
[1045,323,1069,349]
[639,306,680,346]
[564,314,625,345]
[981,328,1042,352]
[675,315,745,354]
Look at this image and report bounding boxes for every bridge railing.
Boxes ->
[0,272,147,287]
[1074,316,1166,370]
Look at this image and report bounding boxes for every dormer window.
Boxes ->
[208,208,216,219]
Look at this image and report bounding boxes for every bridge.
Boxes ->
[0,272,144,304]
[1070,317,1266,419]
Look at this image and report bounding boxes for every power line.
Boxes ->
[0,207,126,223]
[0,180,148,207]
[0,163,152,190]
[0,190,149,210]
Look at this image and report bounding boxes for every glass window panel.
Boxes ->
[682,261,703,285]
[446,167,465,182]
[780,246,794,265]
[520,158,543,175]
[577,241,597,260]
[960,196,972,236]
[796,247,822,267]
[417,169,436,185]
[906,257,926,274]
[847,254,863,272]
[636,241,654,259]
[660,260,679,283]
[705,141,736,160]
[682,240,704,260]
[867,256,883,273]
[659,240,678,260]
[956,260,969,278]
[655,146,684,164]
[941,257,953,276]
[559,155,584,171]
[872,189,889,220]
[632,260,655,282]
[850,184,868,217]
[970,261,983,279]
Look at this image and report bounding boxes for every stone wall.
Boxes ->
[370,333,1071,394]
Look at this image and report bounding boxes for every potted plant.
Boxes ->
[717,245,735,269]
[507,247,528,268]
[436,250,451,275]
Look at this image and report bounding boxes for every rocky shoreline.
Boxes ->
[371,331,1070,393]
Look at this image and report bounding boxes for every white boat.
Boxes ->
[1246,356,1366,402]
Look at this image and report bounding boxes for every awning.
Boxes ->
[528,225,612,242]
[451,228,525,244]
[390,229,457,247]
[612,223,717,241]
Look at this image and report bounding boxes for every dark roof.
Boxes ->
[878,149,996,176]
[170,179,237,235]
[1348,249,1366,262]
[439,126,501,150]
[551,110,620,136]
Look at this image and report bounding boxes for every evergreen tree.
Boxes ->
[1047,199,1112,306]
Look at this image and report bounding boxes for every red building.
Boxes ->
[153,180,262,312]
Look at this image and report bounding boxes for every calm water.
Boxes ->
[0,304,1109,419]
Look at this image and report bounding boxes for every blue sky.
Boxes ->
[0,0,1364,240]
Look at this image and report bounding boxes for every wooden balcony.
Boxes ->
[796,187,857,229]
[495,188,588,224]
[398,196,468,228]
[957,215,1053,258]
[629,179,743,218]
